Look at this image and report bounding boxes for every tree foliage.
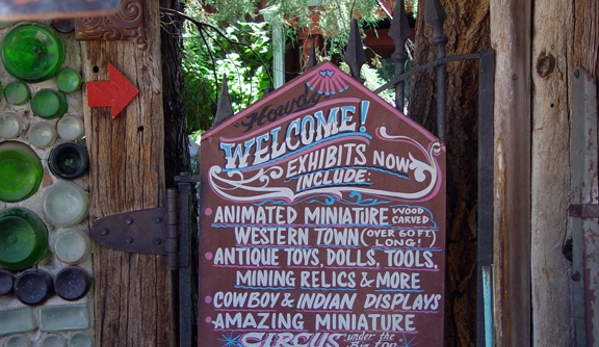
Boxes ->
[182,0,417,134]
[183,18,272,132]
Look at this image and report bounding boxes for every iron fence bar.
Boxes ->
[306,37,317,70]
[213,76,234,127]
[436,56,447,141]
[374,53,481,94]
[389,0,411,112]
[424,0,448,141]
[477,49,496,347]
[175,172,199,347]
[345,18,367,83]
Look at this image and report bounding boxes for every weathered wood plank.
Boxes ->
[573,0,599,77]
[81,0,174,346]
[531,0,573,345]
[572,1,599,344]
[489,0,532,345]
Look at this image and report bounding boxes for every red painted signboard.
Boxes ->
[199,61,446,347]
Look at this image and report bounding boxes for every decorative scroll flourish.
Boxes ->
[75,0,147,50]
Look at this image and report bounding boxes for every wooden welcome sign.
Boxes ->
[199,61,446,347]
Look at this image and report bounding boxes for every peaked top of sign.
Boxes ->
[202,61,438,143]
[87,62,139,119]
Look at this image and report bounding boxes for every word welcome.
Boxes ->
[220,101,371,170]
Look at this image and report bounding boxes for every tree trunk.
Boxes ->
[160,0,190,186]
[408,1,490,346]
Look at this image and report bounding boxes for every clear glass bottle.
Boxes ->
[41,334,67,347]
[4,80,31,105]
[0,111,23,139]
[56,115,84,141]
[1,23,65,83]
[4,334,32,347]
[28,122,57,148]
[42,181,89,227]
[0,207,49,271]
[32,89,68,119]
[0,141,44,202]
[14,268,54,305]
[54,228,91,265]
[68,332,94,347]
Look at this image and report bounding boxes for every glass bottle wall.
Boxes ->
[0,20,93,347]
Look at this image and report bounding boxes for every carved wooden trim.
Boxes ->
[75,0,147,50]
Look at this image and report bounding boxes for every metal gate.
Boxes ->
[92,0,496,345]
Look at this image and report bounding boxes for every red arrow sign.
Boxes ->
[87,62,139,119]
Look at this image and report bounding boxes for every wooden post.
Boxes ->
[531,0,573,345]
[573,0,599,77]
[81,0,175,346]
[571,1,599,344]
[490,0,532,345]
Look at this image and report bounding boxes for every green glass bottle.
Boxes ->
[4,80,30,105]
[0,207,49,271]
[56,68,81,94]
[0,141,44,202]
[31,89,68,119]
[1,23,65,83]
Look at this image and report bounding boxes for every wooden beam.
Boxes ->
[490,0,532,345]
[81,1,175,346]
[530,0,573,345]
[573,0,599,76]
[572,1,599,344]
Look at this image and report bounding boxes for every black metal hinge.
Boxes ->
[91,188,180,270]
[90,173,197,347]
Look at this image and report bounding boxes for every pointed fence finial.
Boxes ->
[389,0,411,111]
[344,19,367,83]
[306,37,318,70]
[213,75,234,127]
[424,0,447,43]
[425,0,448,142]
